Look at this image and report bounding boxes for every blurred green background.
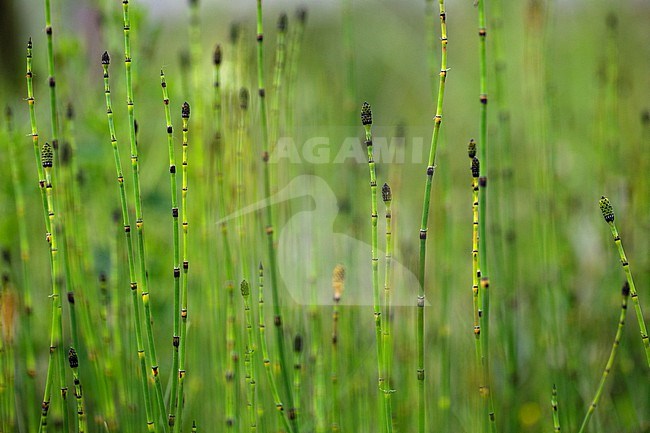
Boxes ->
[0,0,649,432]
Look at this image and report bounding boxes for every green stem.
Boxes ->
[240,280,258,433]
[160,70,182,429]
[256,1,297,428]
[599,196,650,366]
[101,51,156,433]
[121,1,167,428]
[68,348,86,433]
[417,4,447,432]
[551,385,560,433]
[382,184,394,433]
[577,283,629,433]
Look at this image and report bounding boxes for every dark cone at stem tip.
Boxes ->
[68,348,79,368]
[240,280,250,297]
[468,138,477,159]
[471,157,480,178]
[41,143,53,168]
[361,102,372,126]
[599,196,614,222]
[213,44,222,65]
[278,13,288,32]
[102,51,110,65]
[182,102,191,119]
[382,183,392,203]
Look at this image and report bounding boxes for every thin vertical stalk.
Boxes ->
[5,106,38,433]
[382,184,394,433]
[240,280,258,433]
[43,0,60,150]
[237,88,250,279]
[121,1,167,428]
[26,39,68,433]
[292,334,302,423]
[175,101,191,433]
[599,197,650,366]
[361,102,385,432]
[469,141,482,364]
[257,264,294,433]
[161,70,182,429]
[332,265,344,433]
[101,51,155,432]
[68,348,86,433]
[417,3,447,432]
[256,1,297,428]
[551,385,560,433]
[270,13,288,147]
[476,1,497,431]
[286,8,307,134]
[577,282,629,433]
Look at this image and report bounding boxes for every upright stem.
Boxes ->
[240,280,258,433]
[68,348,86,433]
[101,51,155,432]
[551,385,560,433]
[599,196,650,366]
[361,102,385,432]
[577,282,629,433]
[161,70,182,429]
[382,184,394,433]
[417,3,447,432]
[477,1,497,431]
[256,1,297,428]
[121,1,167,428]
[257,264,294,433]
[44,0,60,150]
[175,101,191,433]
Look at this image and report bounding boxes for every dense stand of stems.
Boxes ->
[121,1,167,428]
[101,51,156,432]
[255,1,297,428]
[257,265,294,433]
[417,3,447,432]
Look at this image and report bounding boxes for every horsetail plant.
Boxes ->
[161,69,182,429]
[285,8,307,133]
[551,385,560,433]
[476,1,498,430]
[176,101,191,433]
[43,0,60,151]
[26,39,69,433]
[332,264,344,433]
[382,183,395,433]
[68,348,86,433]
[577,282,630,433]
[292,334,303,422]
[101,50,156,432]
[599,196,650,366]
[361,102,386,432]
[469,140,482,362]
[121,0,168,427]
[240,279,258,433]
[256,1,297,427]
[270,13,288,148]
[416,3,447,431]
[257,264,294,433]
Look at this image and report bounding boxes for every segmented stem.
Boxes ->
[417,4,447,432]
[175,101,191,433]
[257,264,294,433]
[240,280,258,433]
[599,196,650,366]
[256,1,297,427]
[161,70,182,429]
[68,348,86,433]
[551,385,560,433]
[101,51,155,432]
[122,1,167,428]
[577,282,629,433]
[382,184,394,433]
